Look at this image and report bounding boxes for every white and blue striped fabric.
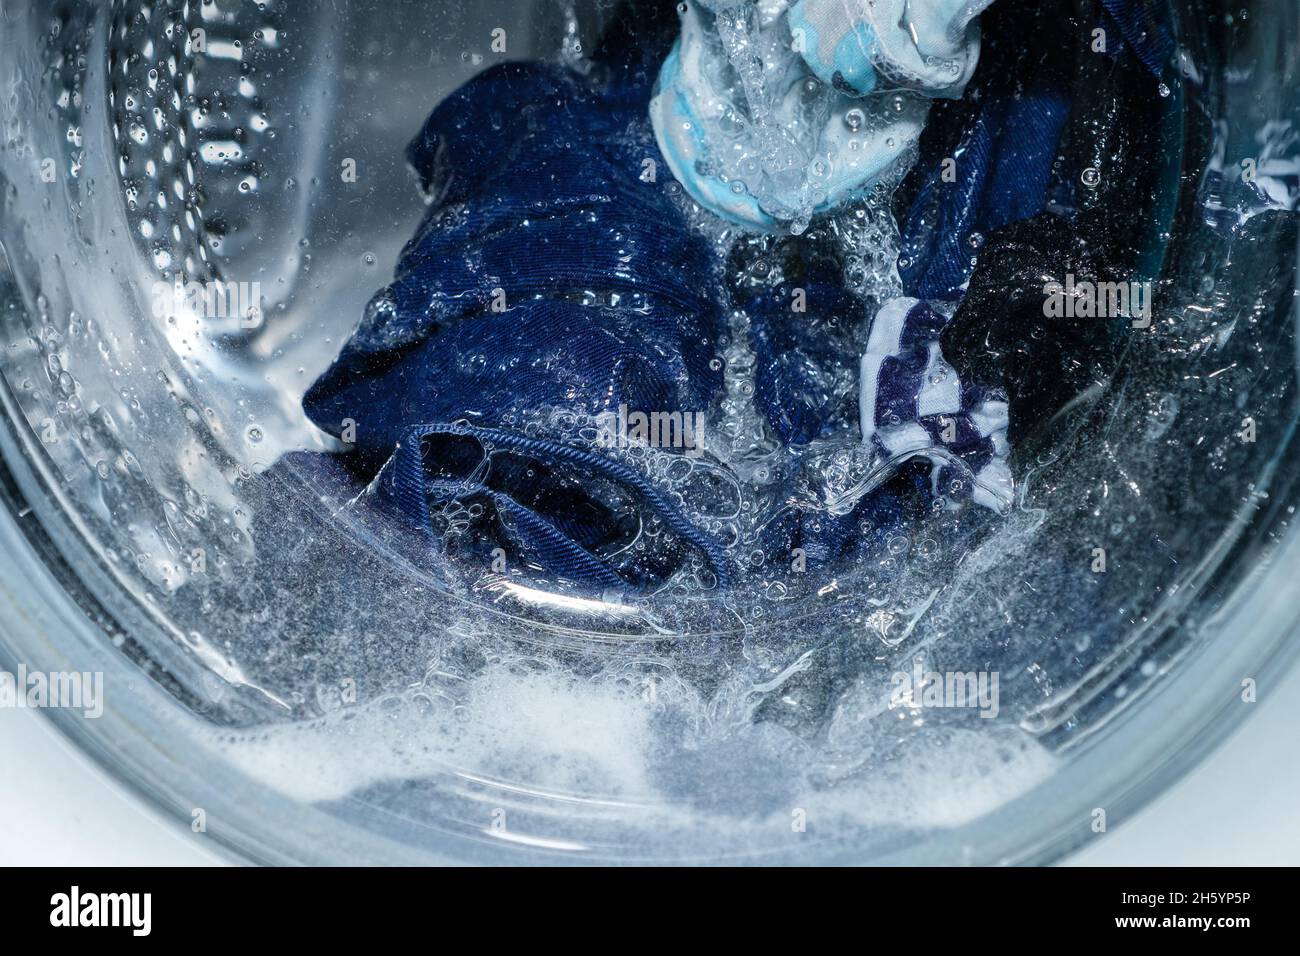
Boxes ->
[859,297,1013,511]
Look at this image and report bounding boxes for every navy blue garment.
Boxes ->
[299,0,1175,596]
[933,0,1184,459]
[1099,0,1175,80]
[303,55,732,592]
[755,462,995,576]
[898,86,1071,301]
[732,236,867,446]
[897,0,1174,301]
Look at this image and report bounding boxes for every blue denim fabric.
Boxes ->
[899,87,1072,301]
[742,262,865,447]
[1099,0,1175,80]
[755,462,994,575]
[303,56,736,592]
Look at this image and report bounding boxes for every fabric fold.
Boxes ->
[304,60,731,593]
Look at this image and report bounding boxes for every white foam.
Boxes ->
[210,668,661,804]
[205,662,1058,848]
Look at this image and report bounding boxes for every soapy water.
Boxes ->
[650,0,979,230]
[1,0,1299,860]
[689,0,838,229]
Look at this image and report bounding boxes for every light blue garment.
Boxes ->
[788,0,990,95]
[650,0,993,230]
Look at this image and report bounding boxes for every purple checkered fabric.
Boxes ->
[859,297,1013,511]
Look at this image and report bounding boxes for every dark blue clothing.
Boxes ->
[899,0,1174,300]
[304,59,733,591]
[299,0,1176,595]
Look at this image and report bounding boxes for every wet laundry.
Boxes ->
[649,0,994,229]
[299,0,1176,595]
